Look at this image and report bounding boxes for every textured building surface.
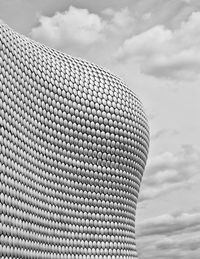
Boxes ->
[0,23,149,259]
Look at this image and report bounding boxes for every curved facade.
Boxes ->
[0,23,149,259]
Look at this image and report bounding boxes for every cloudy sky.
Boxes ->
[1,0,200,258]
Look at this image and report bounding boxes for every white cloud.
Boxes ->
[117,12,200,80]
[30,6,105,52]
[117,25,172,61]
[103,7,135,34]
[30,6,136,60]
[142,12,152,20]
[139,145,200,201]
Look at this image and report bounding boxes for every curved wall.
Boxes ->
[0,24,149,259]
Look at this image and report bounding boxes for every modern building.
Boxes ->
[0,23,149,258]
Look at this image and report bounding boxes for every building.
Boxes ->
[0,23,149,258]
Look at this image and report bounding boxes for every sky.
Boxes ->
[1,0,200,258]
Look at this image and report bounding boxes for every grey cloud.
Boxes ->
[136,210,200,259]
[139,145,200,202]
[137,211,200,237]
[151,128,179,140]
[156,236,200,251]
[138,245,200,259]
